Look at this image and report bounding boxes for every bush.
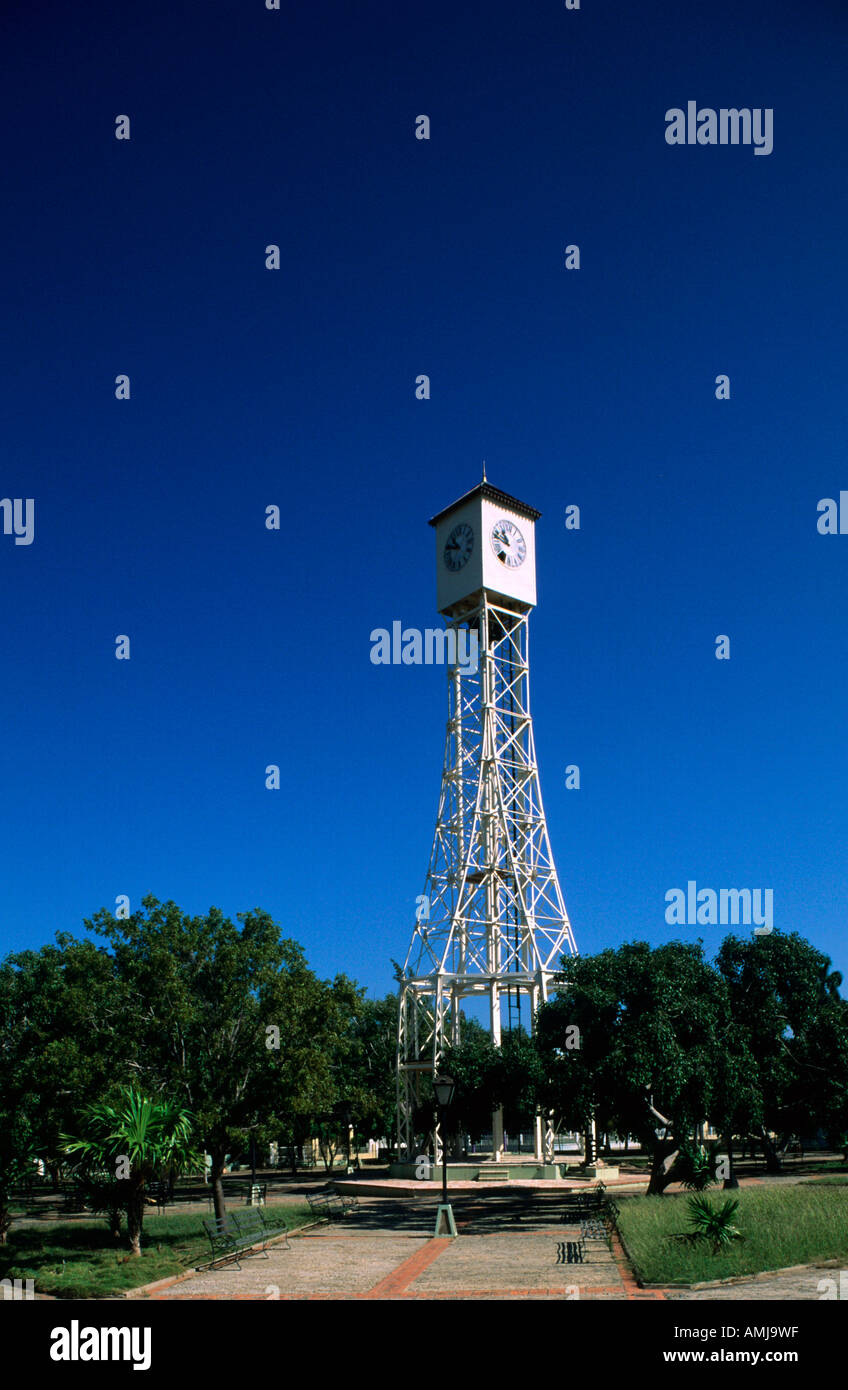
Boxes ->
[674,1194,742,1254]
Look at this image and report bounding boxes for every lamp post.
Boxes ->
[433,1074,457,1236]
[342,1107,354,1174]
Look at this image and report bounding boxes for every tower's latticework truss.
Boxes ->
[397,593,577,1162]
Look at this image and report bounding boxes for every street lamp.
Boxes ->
[433,1074,455,1107]
[433,1074,456,1235]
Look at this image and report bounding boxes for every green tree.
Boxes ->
[82,897,389,1211]
[85,896,342,1220]
[349,993,400,1154]
[0,938,129,1191]
[536,941,732,1193]
[0,935,133,1240]
[716,931,848,1172]
[62,1088,201,1256]
[442,1024,499,1142]
[0,955,38,1243]
[495,1027,546,1138]
[0,1112,38,1247]
[308,990,403,1167]
[442,1023,547,1152]
[295,974,374,1171]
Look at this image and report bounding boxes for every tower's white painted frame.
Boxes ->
[397,580,577,1163]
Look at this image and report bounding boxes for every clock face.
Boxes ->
[444,522,474,572]
[490,518,526,568]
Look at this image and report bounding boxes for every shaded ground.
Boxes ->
[144,1195,641,1301]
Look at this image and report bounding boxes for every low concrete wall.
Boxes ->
[388,1161,563,1181]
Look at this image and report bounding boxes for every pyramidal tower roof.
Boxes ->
[428,479,542,528]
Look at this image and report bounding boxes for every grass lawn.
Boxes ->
[0,1203,313,1299]
[616,1184,848,1285]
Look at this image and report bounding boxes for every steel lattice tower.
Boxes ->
[396,478,577,1165]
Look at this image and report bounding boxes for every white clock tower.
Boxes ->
[396,475,578,1167]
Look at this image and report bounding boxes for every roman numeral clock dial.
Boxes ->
[490,518,526,568]
[444,522,474,571]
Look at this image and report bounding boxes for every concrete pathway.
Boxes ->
[145,1199,641,1301]
[666,1269,841,1300]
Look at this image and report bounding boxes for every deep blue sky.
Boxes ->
[1,0,847,996]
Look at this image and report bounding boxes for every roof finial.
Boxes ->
[481,458,487,483]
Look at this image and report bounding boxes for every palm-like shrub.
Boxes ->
[62,1088,202,1256]
[677,1193,743,1255]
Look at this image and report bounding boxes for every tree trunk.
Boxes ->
[126,1183,145,1257]
[760,1128,782,1175]
[722,1134,739,1189]
[0,1193,10,1246]
[209,1145,227,1223]
[643,1098,680,1194]
[584,1112,597,1166]
[646,1139,680,1195]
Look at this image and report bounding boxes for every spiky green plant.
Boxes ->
[678,1193,743,1254]
[62,1088,202,1256]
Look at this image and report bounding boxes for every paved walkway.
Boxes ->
[146,1198,649,1301]
[666,1270,840,1300]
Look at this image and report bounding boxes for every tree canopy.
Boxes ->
[536,940,733,1191]
[0,897,400,1229]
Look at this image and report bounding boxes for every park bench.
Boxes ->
[232,1206,290,1250]
[579,1215,613,1250]
[240,1200,290,1245]
[558,1196,602,1220]
[202,1206,290,1269]
[305,1192,339,1221]
[306,1187,359,1223]
[327,1184,359,1213]
[559,1184,618,1233]
[202,1213,272,1270]
[258,1206,292,1246]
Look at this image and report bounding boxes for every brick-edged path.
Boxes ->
[149,1217,636,1301]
